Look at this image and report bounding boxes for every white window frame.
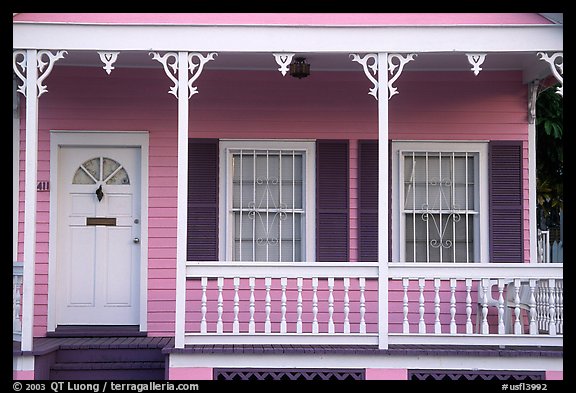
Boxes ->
[219,140,316,262]
[391,141,489,263]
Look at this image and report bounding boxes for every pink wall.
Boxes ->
[13,13,553,25]
[18,66,530,337]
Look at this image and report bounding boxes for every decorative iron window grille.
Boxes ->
[401,151,479,263]
[214,368,365,381]
[230,149,305,262]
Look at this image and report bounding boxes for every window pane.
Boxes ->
[231,149,305,262]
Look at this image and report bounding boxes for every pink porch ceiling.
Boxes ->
[12,13,554,25]
[18,65,530,337]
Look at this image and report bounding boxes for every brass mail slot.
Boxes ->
[86,217,117,226]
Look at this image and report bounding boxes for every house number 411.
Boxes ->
[37,181,49,192]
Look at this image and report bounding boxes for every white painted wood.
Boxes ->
[402,278,409,334]
[48,131,149,333]
[296,277,303,334]
[449,278,457,334]
[328,277,335,334]
[174,51,189,348]
[200,277,207,334]
[359,277,366,334]
[265,277,272,334]
[21,49,38,352]
[529,279,537,335]
[497,279,506,334]
[12,78,19,263]
[184,333,378,346]
[187,261,379,278]
[233,277,240,334]
[528,84,538,264]
[388,262,563,279]
[216,277,224,334]
[465,279,473,334]
[280,277,287,334]
[312,277,318,334]
[388,333,563,347]
[513,278,522,335]
[249,277,255,334]
[547,279,557,336]
[480,278,489,334]
[170,348,562,371]
[56,147,140,325]
[13,262,23,341]
[13,23,563,53]
[418,278,426,334]
[343,277,350,334]
[434,278,441,334]
[377,51,389,350]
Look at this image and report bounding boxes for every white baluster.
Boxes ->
[450,278,457,335]
[359,277,366,334]
[418,278,426,334]
[233,277,240,334]
[402,278,410,334]
[200,277,208,334]
[481,278,489,335]
[281,277,287,334]
[265,277,272,334]
[557,281,563,334]
[249,277,256,334]
[217,277,224,334]
[328,277,335,334]
[296,277,303,334]
[497,279,506,335]
[312,277,319,334]
[434,279,441,334]
[529,279,537,335]
[343,278,350,334]
[541,281,549,332]
[465,279,473,334]
[547,279,556,336]
[513,278,522,335]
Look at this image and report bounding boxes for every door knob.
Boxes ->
[133,237,140,244]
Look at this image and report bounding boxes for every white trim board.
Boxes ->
[47,130,149,332]
[13,24,562,53]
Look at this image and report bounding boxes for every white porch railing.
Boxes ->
[181,262,563,348]
[388,263,563,346]
[183,262,379,345]
[13,261,23,342]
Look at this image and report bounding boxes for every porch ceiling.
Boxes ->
[57,50,553,83]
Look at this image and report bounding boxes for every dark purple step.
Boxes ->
[50,362,165,380]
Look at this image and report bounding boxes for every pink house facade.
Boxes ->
[13,13,563,381]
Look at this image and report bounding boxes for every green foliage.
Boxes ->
[535,84,563,224]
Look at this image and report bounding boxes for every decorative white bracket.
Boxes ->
[13,50,67,97]
[150,51,217,99]
[387,53,417,99]
[351,53,416,100]
[466,53,487,76]
[537,52,563,97]
[188,52,218,98]
[272,53,295,76]
[350,53,378,100]
[97,51,120,75]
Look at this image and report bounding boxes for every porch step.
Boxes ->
[46,337,170,380]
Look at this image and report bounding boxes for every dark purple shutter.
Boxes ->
[316,140,349,262]
[187,139,219,261]
[489,141,523,263]
[358,141,378,262]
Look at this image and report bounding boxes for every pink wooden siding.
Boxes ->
[18,66,530,337]
[13,13,553,25]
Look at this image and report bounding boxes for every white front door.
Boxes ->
[56,146,141,326]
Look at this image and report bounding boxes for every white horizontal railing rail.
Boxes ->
[183,261,379,345]
[13,261,23,342]
[388,263,563,346]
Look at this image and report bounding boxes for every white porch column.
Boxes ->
[377,52,389,350]
[21,49,39,352]
[175,51,189,349]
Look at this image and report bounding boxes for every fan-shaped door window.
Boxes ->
[72,157,130,185]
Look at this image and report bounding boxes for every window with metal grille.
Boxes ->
[392,142,489,263]
[220,141,315,262]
